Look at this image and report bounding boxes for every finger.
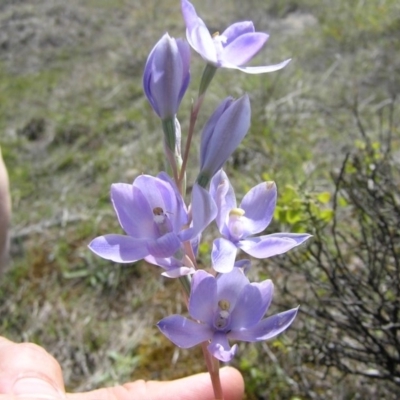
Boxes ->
[0,147,11,273]
[67,366,244,400]
[0,337,65,399]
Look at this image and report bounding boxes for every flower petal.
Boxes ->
[157,315,212,348]
[211,237,238,273]
[221,21,255,45]
[161,267,195,278]
[239,181,276,235]
[189,270,216,324]
[111,183,152,238]
[151,35,183,118]
[181,0,217,64]
[200,95,251,178]
[230,279,274,329]
[145,254,179,270]
[209,170,236,234]
[179,183,217,241]
[216,268,249,310]
[135,175,168,214]
[238,233,311,258]
[157,172,188,230]
[222,32,268,66]
[145,255,195,277]
[200,98,233,171]
[222,58,291,74]
[176,38,192,103]
[143,34,190,119]
[88,234,148,263]
[229,307,298,342]
[147,232,182,258]
[208,332,237,362]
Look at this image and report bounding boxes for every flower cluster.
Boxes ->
[89,0,310,382]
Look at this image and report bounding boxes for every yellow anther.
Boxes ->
[229,208,245,217]
[212,31,220,38]
[218,299,230,311]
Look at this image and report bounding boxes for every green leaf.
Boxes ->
[320,209,334,222]
[317,191,331,204]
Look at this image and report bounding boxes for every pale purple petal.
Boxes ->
[143,44,159,115]
[216,268,249,310]
[135,175,168,213]
[89,234,149,263]
[200,98,233,169]
[229,307,298,342]
[179,183,217,241]
[211,238,238,273]
[222,32,268,66]
[230,279,274,329]
[208,332,237,362]
[157,172,188,230]
[157,315,212,348]
[111,183,154,238]
[221,21,255,45]
[150,35,182,117]
[200,95,251,177]
[147,232,182,258]
[181,0,217,63]
[209,170,236,233]
[222,58,291,74]
[145,254,180,270]
[239,181,276,235]
[238,233,312,258]
[176,38,191,104]
[161,267,195,278]
[234,259,252,274]
[145,255,195,277]
[143,34,190,118]
[189,270,216,324]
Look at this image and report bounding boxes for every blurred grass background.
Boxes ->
[0,0,399,398]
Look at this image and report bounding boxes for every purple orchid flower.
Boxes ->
[197,95,251,187]
[181,0,290,74]
[143,33,191,120]
[209,170,311,273]
[89,173,216,278]
[157,268,298,362]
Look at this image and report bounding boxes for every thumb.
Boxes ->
[66,366,244,400]
[0,338,65,399]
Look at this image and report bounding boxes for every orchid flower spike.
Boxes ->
[158,268,299,362]
[89,173,216,278]
[181,0,291,74]
[209,170,311,273]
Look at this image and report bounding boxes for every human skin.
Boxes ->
[0,337,244,400]
[0,147,11,273]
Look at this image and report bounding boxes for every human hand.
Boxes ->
[0,337,244,400]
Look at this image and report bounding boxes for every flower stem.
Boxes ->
[201,342,224,400]
[178,93,204,191]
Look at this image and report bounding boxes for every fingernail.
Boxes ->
[12,375,65,399]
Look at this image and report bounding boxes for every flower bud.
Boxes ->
[197,95,251,187]
[143,33,191,120]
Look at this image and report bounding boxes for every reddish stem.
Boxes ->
[178,93,205,188]
[201,342,224,400]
